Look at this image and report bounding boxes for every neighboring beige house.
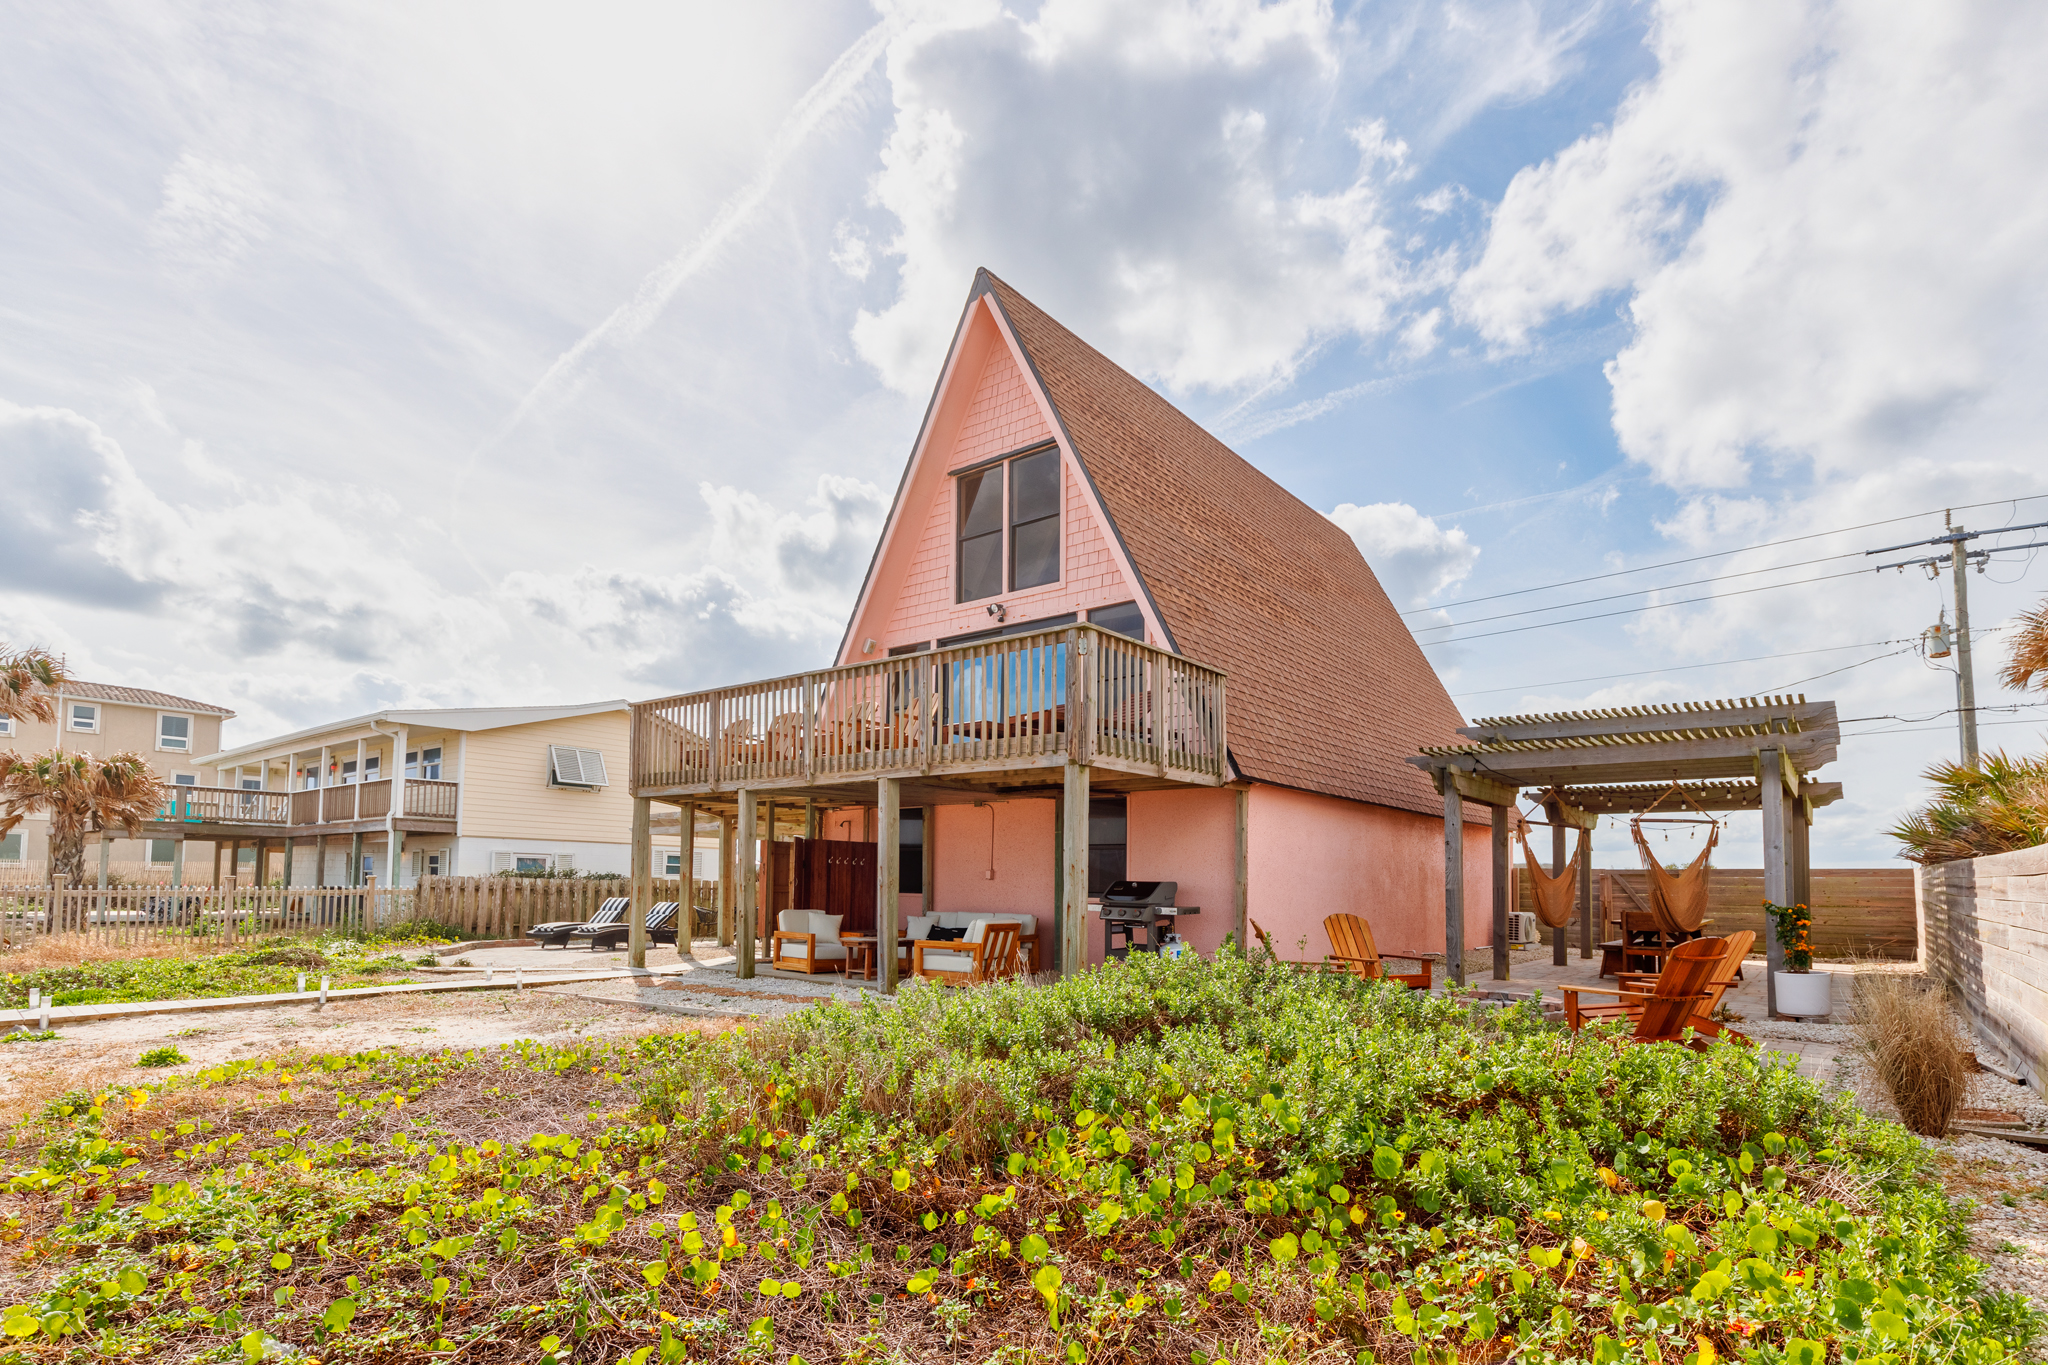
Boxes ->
[189,701,693,888]
[0,680,236,880]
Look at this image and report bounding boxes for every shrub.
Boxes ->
[242,947,330,969]
[1889,751,2048,864]
[136,1045,187,1068]
[1855,970,1971,1136]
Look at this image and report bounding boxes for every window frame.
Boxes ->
[0,832,22,864]
[406,746,443,781]
[954,443,1062,602]
[157,712,192,752]
[68,703,99,733]
[0,716,12,738]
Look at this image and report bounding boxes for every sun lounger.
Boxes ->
[530,897,627,948]
[577,901,680,951]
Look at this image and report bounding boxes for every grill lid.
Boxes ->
[1101,880,1176,906]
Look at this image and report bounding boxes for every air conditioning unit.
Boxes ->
[1506,911,1541,946]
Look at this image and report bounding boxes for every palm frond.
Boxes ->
[2000,600,2048,692]
[0,748,168,886]
[0,644,66,726]
[1888,750,2048,865]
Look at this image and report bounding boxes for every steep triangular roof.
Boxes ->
[845,269,1468,817]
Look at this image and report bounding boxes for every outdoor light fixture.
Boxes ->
[863,638,876,654]
[986,603,1006,622]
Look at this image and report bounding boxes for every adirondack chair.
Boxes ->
[1322,913,1433,990]
[530,897,628,949]
[1611,929,1754,1034]
[912,920,1021,986]
[1558,937,1729,1047]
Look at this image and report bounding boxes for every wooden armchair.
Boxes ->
[1323,913,1434,990]
[1559,937,1733,1048]
[912,921,1020,986]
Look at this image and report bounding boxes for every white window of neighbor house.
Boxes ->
[174,773,196,786]
[363,754,381,782]
[149,840,176,865]
[514,854,551,873]
[405,747,442,780]
[0,833,21,863]
[158,713,191,751]
[0,716,12,737]
[68,703,98,733]
[664,853,681,877]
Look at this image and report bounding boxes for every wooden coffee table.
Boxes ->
[841,934,912,981]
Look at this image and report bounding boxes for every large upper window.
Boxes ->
[956,445,1060,601]
[158,713,191,751]
[68,703,98,733]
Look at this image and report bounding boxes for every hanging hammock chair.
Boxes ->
[1514,819,1586,929]
[1629,783,1721,936]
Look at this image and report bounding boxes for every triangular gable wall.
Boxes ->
[839,293,1159,665]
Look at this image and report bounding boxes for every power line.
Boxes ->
[1416,565,1876,645]
[1761,645,1919,694]
[1401,492,2048,617]
[1846,716,2048,739]
[1411,549,1864,633]
[1447,638,1906,698]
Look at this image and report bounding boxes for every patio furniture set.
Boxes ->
[771,910,1038,986]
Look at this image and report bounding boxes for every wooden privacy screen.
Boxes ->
[1516,867,1916,961]
[774,838,878,937]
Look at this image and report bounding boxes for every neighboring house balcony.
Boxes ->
[145,778,461,840]
[630,623,1227,807]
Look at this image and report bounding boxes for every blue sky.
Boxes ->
[4,0,2047,865]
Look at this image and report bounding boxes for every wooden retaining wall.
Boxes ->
[1919,845,2048,1087]
[1519,866,1918,961]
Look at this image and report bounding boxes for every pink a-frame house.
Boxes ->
[628,271,1493,985]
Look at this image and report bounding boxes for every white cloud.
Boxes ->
[148,153,273,277]
[1326,501,1479,608]
[1455,0,2048,491]
[850,1,1434,396]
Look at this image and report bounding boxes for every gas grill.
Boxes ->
[1093,880,1198,959]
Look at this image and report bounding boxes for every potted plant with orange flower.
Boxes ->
[1764,899,1831,1018]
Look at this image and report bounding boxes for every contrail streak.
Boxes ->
[478,17,900,454]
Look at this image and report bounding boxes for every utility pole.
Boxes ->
[1870,512,2048,768]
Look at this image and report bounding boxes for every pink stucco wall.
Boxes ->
[1121,787,1238,964]
[929,799,1055,927]
[1241,785,1494,964]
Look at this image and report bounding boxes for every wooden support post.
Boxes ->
[805,799,818,840]
[1577,825,1593,959]
[1233,786,1249,956]
[876,779,901,994]
[1443,784,1465,988]
[736,793,757,979]
[171,837,185,889]
[314,834,327,889]
[629,795,651,968]
[211,840,224,889]
[1491,804,1510,981]
[1792,799,1813,911]
[717,814,735,946]
[1551,807,1568,967]
[97,834,110,890]
[1759,747,1788,1019]
[678,801,699,960]
[762,800,776,965]
[349,833,364,889]
[281,836,294,889]
[1061,761,1090,977]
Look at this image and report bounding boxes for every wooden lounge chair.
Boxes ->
[771,910,849,974]
[1558,937,1729,1047]
[1322,913,1434,990]
[578,902,681,951]
[530,898,627,949]
[912,920,1020,986]
[1611,929,1753,1034]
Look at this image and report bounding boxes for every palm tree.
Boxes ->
[2001,599,2048,692]
[0,643,65,726]
[0,750,167,891]
[1888,751,2048,864]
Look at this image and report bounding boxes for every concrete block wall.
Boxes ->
[1919,843,2048,1087]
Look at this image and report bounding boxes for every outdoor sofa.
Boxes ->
[529,898,627,948]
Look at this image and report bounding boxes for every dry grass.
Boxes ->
[1854,968,1972,1136]
[0,933,206,972]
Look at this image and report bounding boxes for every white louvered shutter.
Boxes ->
[491,852,513,873]
[547,745,609,787]
[556,854,575,871]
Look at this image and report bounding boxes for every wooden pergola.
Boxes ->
[1407,695,1842,1017]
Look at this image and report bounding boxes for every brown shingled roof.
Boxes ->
[975,270,1466,816]
[53,680,235,717]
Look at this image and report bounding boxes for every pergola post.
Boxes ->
[1061,761,1090,976]
[1491,805,1511,981]
[1759,747,1789,1019]
[876,778,901,993]
[1577,825,1593,959]
[1442,783,1465,988]
[629,795,651,968]
[736,793,757,979]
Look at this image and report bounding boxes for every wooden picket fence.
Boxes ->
[408,877,720,940]
[0,885,391,950]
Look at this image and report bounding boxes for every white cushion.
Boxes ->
[933,912,1036,934]
[777,909,811,933]
[966,919,989,944]
[905,916,936,939]
[920,949,977,973]
[806,912,843,943]
[784,939,847,960]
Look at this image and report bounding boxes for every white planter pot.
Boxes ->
[1774,969,1833,1018]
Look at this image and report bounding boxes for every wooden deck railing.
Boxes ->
[159,779,461,830]
[631,623,1226,794]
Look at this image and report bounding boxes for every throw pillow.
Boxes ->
[926,926,967,941]
[905,916,936,939]
[809,912,844,943]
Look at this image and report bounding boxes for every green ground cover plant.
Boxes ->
[0,939,430,1010]
[0,952,2031,1364]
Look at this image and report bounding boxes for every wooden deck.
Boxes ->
[140,777,460,839]
[629,623,1227,804]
